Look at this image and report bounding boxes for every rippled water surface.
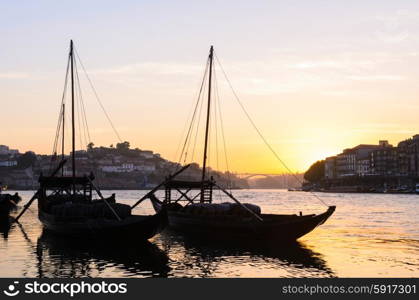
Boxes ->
[0,190,418,277]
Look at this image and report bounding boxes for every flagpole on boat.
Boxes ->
[201,45,214,202]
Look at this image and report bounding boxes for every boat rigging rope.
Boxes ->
[74,47,123,143]
[74,72,85,150]
[177,58,209,166]
[213,70,220,175]
[213,65,229,200]
[74,58,92,146]
[214,53,330,208]
[73,46,106,187]
[52,104,64,157]
[213,64,233,192]
[190,84,205,164]
[173,59,209,171]
[78,90,85,148]
[51,54,70,159]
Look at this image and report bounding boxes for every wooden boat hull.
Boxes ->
[167,206,335,242]
[39,209,167,240]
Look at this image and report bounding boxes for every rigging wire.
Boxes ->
[74,72,84,150]
[73,46,105,187]
[52,54,70,158]
[172,59,210,172]
[50,53,71,174]
[73,47,123,143]
[190,75,206,164]
[213,64,233,192]
[51,43,116,185]
[206,78,212,180]
[212,65,223,201]
[73,58,87,151]
[52,105,64,157]
[177,58,209,167]
[213,68,220,174]
[74,58,92,146]
[214,52,329,207]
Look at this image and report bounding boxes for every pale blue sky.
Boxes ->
[1,1,419,172]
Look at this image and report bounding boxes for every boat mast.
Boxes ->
[201,46,213,183]
[61,103,65,176]
[200,46,213,202]
[70,40,76,193]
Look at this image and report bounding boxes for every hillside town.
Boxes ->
[304,135,419,193]
[0,142,248,190]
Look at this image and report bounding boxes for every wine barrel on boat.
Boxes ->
[181,202,261,217]
[37,173,166,239]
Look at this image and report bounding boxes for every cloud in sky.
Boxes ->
[373,9,419,43]
[73,47,412,98]
[348,75,405,81]
[0,72,30,79]
[92,62,204,76]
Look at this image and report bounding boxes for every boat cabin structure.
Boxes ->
[164,178,215,204]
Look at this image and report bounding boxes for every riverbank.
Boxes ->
[309,186,418,194]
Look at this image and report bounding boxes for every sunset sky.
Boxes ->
[1,1,419,173]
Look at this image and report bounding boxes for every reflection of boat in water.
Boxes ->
[288,187,303,192]
[35,230,170,278]
[0,218,12,240]
[158,230,335,277]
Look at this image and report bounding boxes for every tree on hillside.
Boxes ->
[17,151,37,169]
[116,141,130,151]
[304,160,325,183]
[87,142,95,150]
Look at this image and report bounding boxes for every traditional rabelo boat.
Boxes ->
[14,40,182,240]
[133,46,335,242]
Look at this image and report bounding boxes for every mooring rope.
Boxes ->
[74,47,123,143]
[214,53,330,207]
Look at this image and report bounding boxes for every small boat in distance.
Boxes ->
[0,189,21,221]
[139,46,335,242]
[14,40,172,240]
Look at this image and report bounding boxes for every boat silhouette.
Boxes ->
[135,46,335,243]
[13,41,184,240]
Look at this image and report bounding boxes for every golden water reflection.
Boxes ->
[0,190,418,277]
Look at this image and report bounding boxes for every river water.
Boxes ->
[0,190,418,277]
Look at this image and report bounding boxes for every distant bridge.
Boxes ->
[236,173,285,180]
